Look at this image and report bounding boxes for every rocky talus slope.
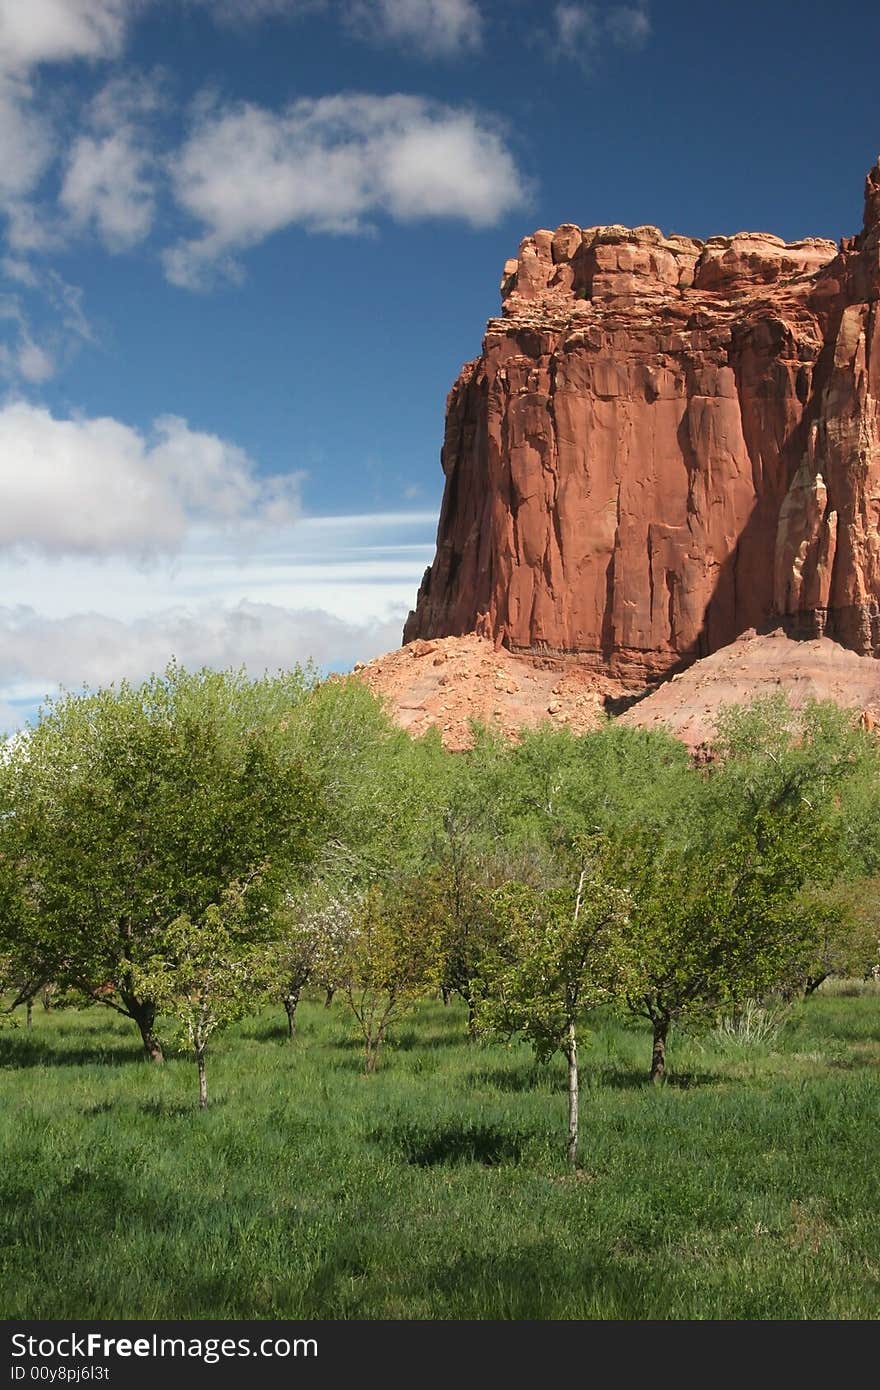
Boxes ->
[355,629,880,751]
[354,634,631,751]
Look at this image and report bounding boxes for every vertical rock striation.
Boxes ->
[405,162,880,680]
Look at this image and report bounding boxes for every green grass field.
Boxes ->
[2,992,879,1319]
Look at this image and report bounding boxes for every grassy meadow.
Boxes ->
[2,990,879,1320]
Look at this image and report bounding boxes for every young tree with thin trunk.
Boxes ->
[475,849,631,1169]
[272,887,356,1039]
[133,881,272,1108]
[336,882,441,1073]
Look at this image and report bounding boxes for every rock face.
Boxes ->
[405,162,880,680]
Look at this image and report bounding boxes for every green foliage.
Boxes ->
[476,861,631,1063]
[337,880,443,1071]
[495,721,695,856]
[787,877,880,993]
[613,815,817,1034]
[132,877,274,1105]
[0,663,323,1056]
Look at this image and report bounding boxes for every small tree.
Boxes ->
[788,878,880,994]
[0,664,322,1060]
[273,886,357,1038]
[616,816,822,1083]
[476,850,631,1169]
[337,882,441,1073]
[133,880,272,1108]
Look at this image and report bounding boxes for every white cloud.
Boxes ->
[554,2,598,52]
[165,92,526,288]
[346,0,483,58]
[0,511,436,622]
[0,601,405,702]
[552,2,651,67]
[0,76,52,203]
[60,130,155,249]
[0,508,434,720]
[0,402,303,558]
[0,3,147,251]
[60,79,159,250]
[14,340,55,382]
[0,0,133,73]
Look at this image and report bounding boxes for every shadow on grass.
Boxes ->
[302,1240,650,1318]
[372,1120,533,1167]
[391,1029,472,1051]
[470,1063,720,1094]
[469,1066,559,1094]
[423,1243,643,1315]
[0,1037,142,1069]
[593,1066,719,1091]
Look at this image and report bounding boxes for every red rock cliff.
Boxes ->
[404,162,880,679]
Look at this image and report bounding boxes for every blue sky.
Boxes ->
[1,0,878,728]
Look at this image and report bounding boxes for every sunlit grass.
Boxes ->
[1,993,879,1319]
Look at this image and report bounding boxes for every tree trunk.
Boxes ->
[651,1017,669,1085]
[566,1021,579,1170]
[25,999,32,1029]
[323,987,335,1009]
[197,1050,208,1109]
[283,989,299,1040]
[364,1040,378,1074]
[126,997,164,1063]
[467,998,478,1039]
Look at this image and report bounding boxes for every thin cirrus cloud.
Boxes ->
[164,92,528,288]
[345,0,484,58]
[0,401,304,558]
[552,2,651,67]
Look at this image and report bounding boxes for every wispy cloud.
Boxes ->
[345,0,484,59]
[551,2,651,69]
[185,0,327,23]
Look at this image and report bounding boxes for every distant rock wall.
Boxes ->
[405,162,880,679]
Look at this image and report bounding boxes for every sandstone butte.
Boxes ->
[403,160,880,684]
